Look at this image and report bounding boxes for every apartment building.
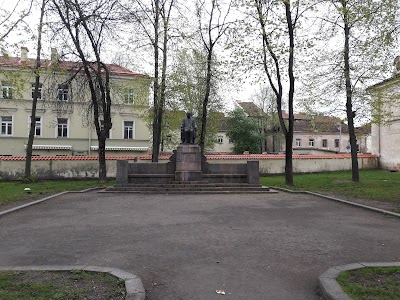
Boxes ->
[0,47,151,156]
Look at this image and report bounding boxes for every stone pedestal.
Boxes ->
[175,144,203,181]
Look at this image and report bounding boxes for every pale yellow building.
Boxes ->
[0,48,151,156]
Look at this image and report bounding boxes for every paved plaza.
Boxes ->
[0,191,399,300]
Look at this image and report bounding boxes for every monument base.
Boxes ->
[175,144,203,182]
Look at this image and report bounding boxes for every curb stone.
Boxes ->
[0,187,105,218]
[319,262,400,300]
[0,265,145,300]
[270,187,400,219]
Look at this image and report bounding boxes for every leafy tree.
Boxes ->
[168,47,223,151]
[226,108,262,154]
[301,0,398,182]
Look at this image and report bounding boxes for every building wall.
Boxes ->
[214,132,233,153]
[291,133,348,153]
[0,66,151,156]
[369,78,400,170]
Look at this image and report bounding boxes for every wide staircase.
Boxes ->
[107,144,274,194]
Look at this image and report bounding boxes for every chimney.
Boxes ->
[51,48,59,63]
[20,47,29,62]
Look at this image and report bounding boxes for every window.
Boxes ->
[57,118,68,137]
[295,139,301,147]
[217,135,223,143]
[2,81,13,99]
[229,138,234,144]
[124,121,134,139]
[100,120,110,139]
[309,139,315,147]
[124,89,134,104]
[335,139,340,148]
[58,84,69,101]
[29,116,42,136]
[0,116,12,136]
[322,139,328,148]
[31,83,43,100]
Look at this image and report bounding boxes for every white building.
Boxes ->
[0,48,151,157]
[368,57,400,171]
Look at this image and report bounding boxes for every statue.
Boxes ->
[181,112,197,144]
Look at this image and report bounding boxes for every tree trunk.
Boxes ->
[98,135,107,182]
[151,0,161,162]
[342,0,359,182]
[155,10,168,158]
[284,1,294,186]
[199,48,213,154]
[25,0,46,179]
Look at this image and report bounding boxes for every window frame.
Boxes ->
[29,116,42,137]
[58,84,69,101]
[295,138,301,147]
[124,89,134,104]
[56,118,68,138]
[217,135,223,144]
[123,120,135,139]
[308,139,315,147]
[31,83,43,100]
[2,81,13,99]
[322,139,328,148]
[0,115,13,136]
[334,139,340,148]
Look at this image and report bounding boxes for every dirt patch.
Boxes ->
[0,270,125,300]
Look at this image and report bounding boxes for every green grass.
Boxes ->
[0,270,125,299]
[0,180,113,207]
[260,170,400,203]
[337,267,400,300]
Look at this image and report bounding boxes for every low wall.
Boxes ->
[0,154,378,180]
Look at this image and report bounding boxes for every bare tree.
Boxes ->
[51,0,120,182]
[123,0,176,162]
[25,0,47,179]
[196,0,232,154]
[0,0,33,43]
[253,0,302,186]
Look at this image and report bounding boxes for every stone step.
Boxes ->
[102,188,273,194]
[104,185,272,194]
[117,183,261,188]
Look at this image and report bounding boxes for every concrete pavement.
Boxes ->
[0,191,399,299]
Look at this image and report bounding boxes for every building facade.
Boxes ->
[0,48,151,156]
[368,59,400,171]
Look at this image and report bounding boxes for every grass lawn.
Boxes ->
[260,170,400,204]
[0,180,113,208]
[0,270,125,300]
[337,267,400,300]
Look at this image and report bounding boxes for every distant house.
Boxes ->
[214,116,233,153]
[367,57,400,171]
[233,102,370,154]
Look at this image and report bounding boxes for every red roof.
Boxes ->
[0,55,146,77]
